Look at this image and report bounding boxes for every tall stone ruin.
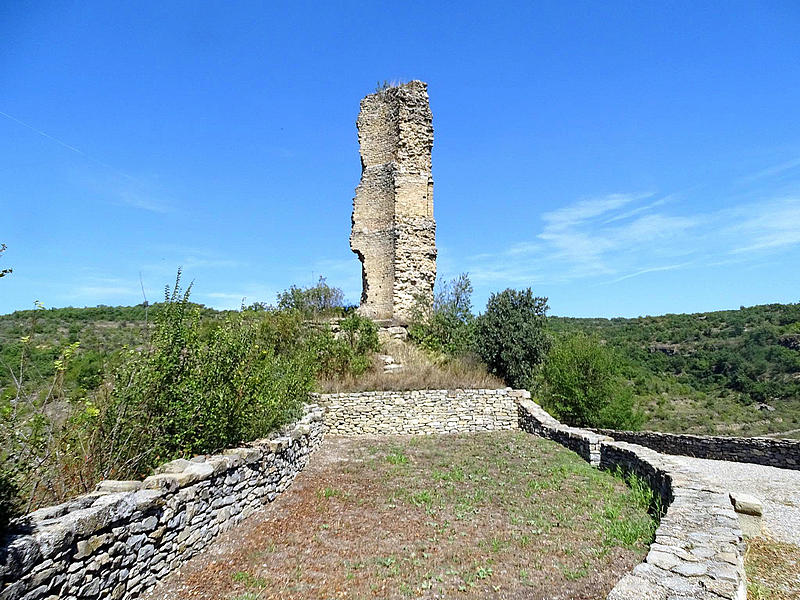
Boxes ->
[350,80,437,325]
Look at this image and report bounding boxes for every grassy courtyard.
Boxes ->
[148,431,655,600]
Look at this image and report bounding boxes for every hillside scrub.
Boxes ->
[550,304,800,435]
[0,275,378,528]
[409,273,476,357]
[539,333,643,430]
[409,278,551,391]
[275,276,351,319]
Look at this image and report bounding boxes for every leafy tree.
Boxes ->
[409,273,476,356]
[474,288,550,388]
[539,333,643,430]
[276,276,346,319]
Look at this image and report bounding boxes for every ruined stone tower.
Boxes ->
[350,80,437,325]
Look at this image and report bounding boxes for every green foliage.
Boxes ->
[0,326,79,525]
[549,303,800,434]
[0,272,379,515]
[276,276,347,319]
[92,273,312,478]
[409,274,476,356]
[310,313,379,379]
[474,288,551,388]
[539,333,643,429]
[0,243,10,278]
[0,468,19,532]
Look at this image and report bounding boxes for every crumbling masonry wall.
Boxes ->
[350,81,436,324]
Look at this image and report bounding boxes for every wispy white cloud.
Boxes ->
[65,276,142,301]
[728,198,800,253]
[600,263,691,285]
[739,157,800,183]
[198,286,277,310]
[1,109,175,214]
[465,191,800,290]
[541,192,648,230]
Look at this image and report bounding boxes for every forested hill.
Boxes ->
[550,303,800,437]
[0,303,223,403]
[2,301,799,438]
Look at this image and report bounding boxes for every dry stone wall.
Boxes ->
[313,388,521,435]
[592,428,800,471]
[518,399,747,600]
[0,406,324,600]
[350,81,436,325]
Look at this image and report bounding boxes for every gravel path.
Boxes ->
[674,456,800,545]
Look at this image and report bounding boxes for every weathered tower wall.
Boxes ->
[350,81,437,324]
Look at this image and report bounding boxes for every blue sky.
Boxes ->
[1,1,799,318]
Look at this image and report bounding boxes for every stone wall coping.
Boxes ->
[591,427,800,471]
[311,387,526,398]
[518,399,747,600]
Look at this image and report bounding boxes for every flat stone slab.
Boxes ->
[729,491,763,516]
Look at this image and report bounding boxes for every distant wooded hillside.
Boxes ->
[550,303,800,437]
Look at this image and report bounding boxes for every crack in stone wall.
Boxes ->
[350,81,436,325]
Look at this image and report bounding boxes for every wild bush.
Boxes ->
[310,313,379,379]
[409,274,476,357]
[474,288,551,389]
[90,274,314,479]
[539,333,643,430]
[0,330,79,527]
[0,272,379,516]
[276,276,347,319]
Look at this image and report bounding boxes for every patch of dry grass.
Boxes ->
[745,537,800,600]
[318,340,505,393]
[146,432,655,600]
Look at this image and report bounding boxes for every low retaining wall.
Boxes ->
[593,428,800,471]
[0,405,325,600]
[313,388,521,435]
[519,399,747,600]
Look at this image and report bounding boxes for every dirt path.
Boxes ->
[142,433,652,600]
[674,456,800,545]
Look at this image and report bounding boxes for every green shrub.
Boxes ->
[539,333,643,430]
[0,272,379,512]
[276,276,347,319]
[91,274,313,479]
[311,313,379,379]
[409,274,476,357]
[474,288,551,388]
[0,467,19,532]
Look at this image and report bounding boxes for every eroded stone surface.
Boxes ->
[350,81,436,325]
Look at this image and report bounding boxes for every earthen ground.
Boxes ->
[143,432,653,600]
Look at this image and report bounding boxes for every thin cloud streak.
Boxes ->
[600,263,691,285]
[740,157,800,183]
[2,109,174,213]
[466,192,800,290]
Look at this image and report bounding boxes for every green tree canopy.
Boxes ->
[539,333,643,430]
[474,288,550,388]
